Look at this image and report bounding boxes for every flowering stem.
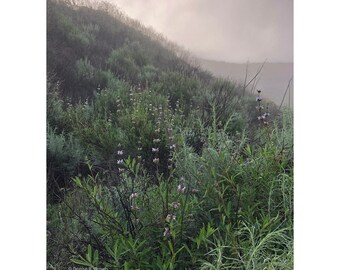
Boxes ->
[179,181,190,244]
[165,179,169,216]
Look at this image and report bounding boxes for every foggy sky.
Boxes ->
[104,0,293,63]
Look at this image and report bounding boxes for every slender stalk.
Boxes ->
[242,61,249,96]
[279,78,292,111]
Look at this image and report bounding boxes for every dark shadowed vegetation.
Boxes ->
[47,0,293,269]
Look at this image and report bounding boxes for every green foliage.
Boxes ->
[47,125,85,201]
[71,245,99,268]
[75,57,96,81]
[47,110,293,267]
[107,47,140,83]
[236,219,293,270]
[47,75,71,132]
[139,64,160,85]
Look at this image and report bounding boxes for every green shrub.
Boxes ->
[47,125,85,201]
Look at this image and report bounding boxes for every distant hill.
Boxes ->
[197,59,293,107]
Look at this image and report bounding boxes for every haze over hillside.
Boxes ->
[109,0,293,63]
[106,0,293,107]
[197,58,293,107]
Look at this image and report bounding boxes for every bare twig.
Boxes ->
[242,61,249,96]
[250,76,260,95]
[243,60,267,95]
[279,78,293,111]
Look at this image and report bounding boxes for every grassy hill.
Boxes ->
[47,0,293,269]
[47,0,212,101]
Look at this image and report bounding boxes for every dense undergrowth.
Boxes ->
[47,0,293,269]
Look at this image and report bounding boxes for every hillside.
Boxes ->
[47,0,211,101]
[47,1,293,269]
[197,58,294,107]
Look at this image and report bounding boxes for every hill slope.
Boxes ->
[47,0,212,100]
[47,0,261,204]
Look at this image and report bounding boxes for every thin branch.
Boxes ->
[243,60,267,95]
[242,61,249,96]
[250,76,260,95]
[279,78,292,111]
